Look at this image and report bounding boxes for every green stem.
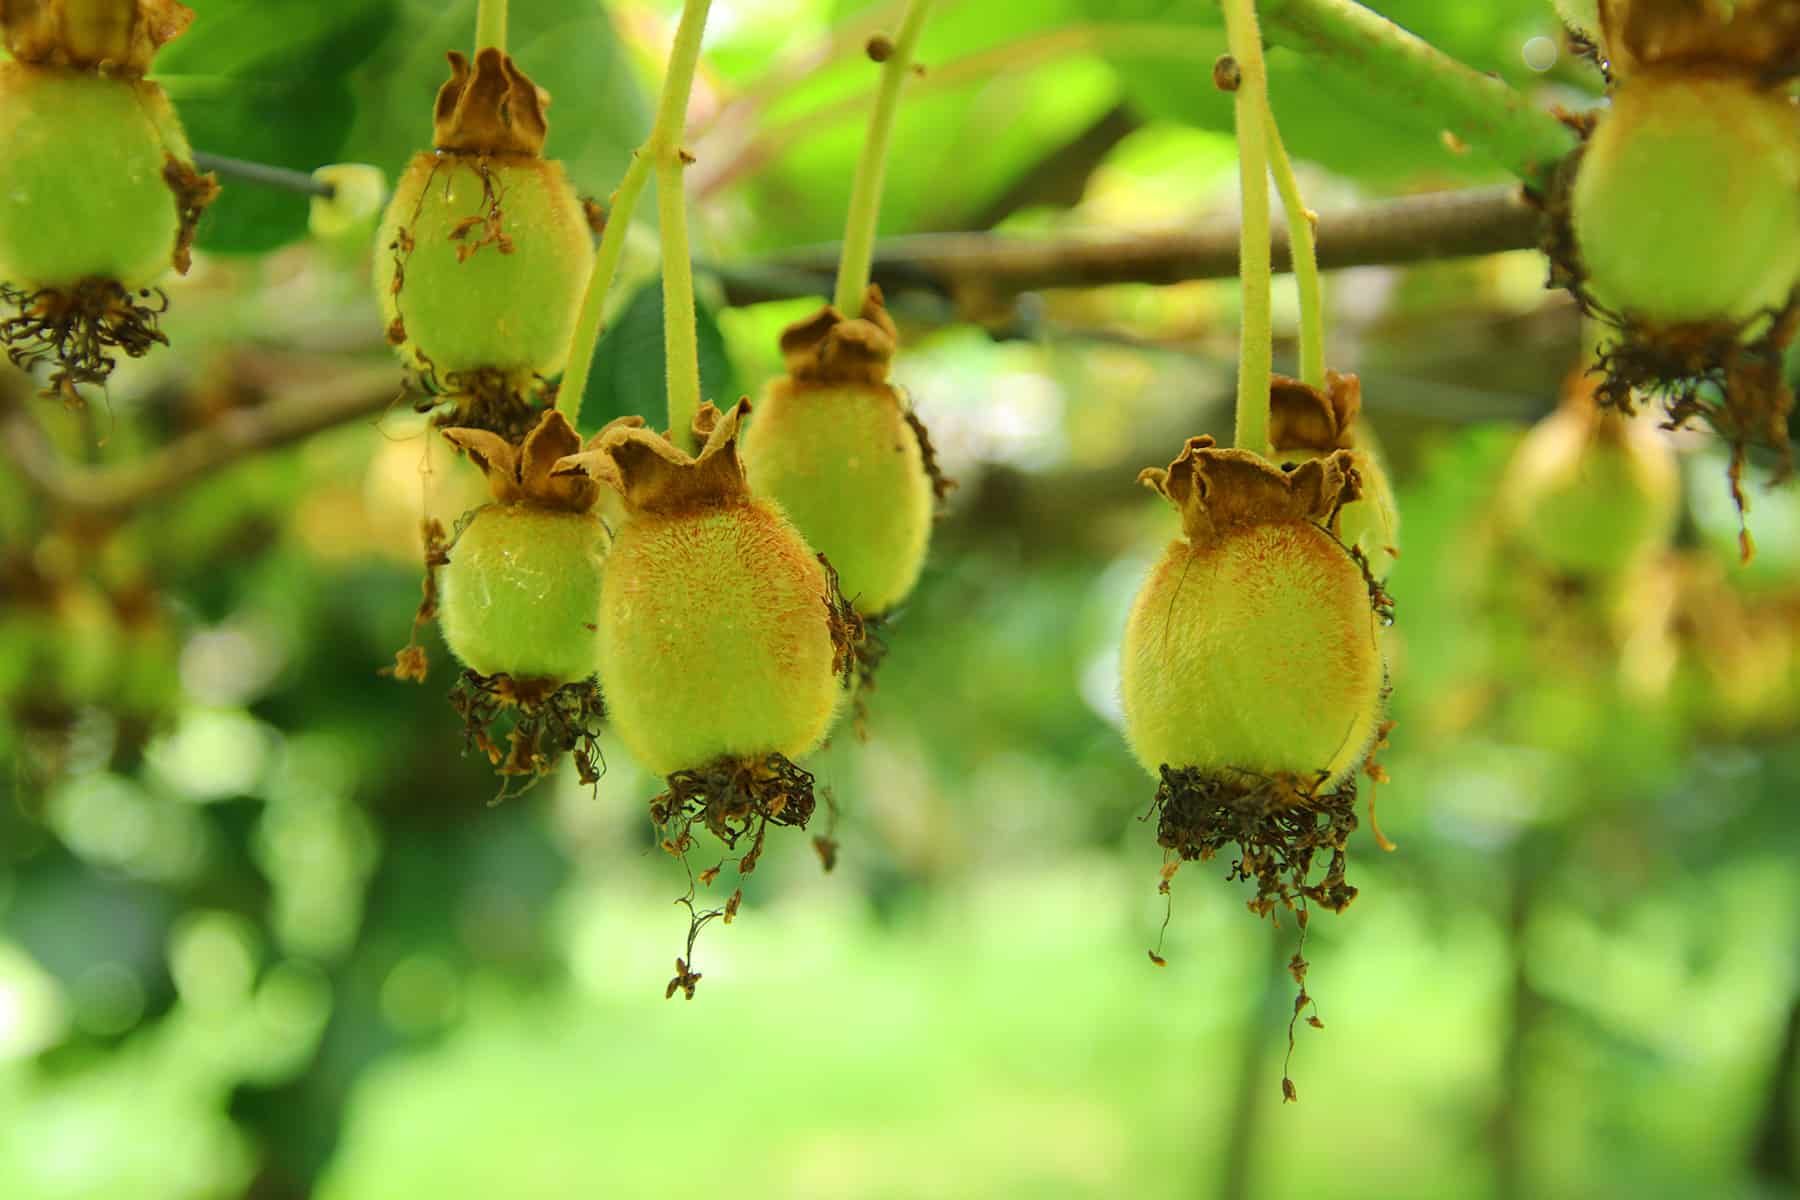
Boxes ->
[558,0,715,433]
[1263,107,1323,391]
[658,156,701,453]
[1260,0,1577,191]
[475,0,506,55]
[1223,0,1272,456]
[833,0,935,315]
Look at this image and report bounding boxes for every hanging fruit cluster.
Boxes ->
[0,0,218,407]
[376,47,596,441]
[1546,0,1800,523]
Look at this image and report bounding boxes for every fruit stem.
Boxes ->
[658,154,702,454]
[475,0,507,55]
[558,0,715,434]
[1223,0,1272,456]
[1264,106,1324,392]
[833,0,934,316]
[1259,0,1577,191]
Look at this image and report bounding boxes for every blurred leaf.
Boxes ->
[157,2,399,253]
[339,1,649,206]
[578,279,741,430]
[1089,0,1565,183]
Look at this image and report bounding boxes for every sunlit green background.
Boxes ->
[4,1,1800,1198]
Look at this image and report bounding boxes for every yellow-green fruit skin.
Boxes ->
[1572,71,1800,326]
[740,381,934,614]
[1501,411,1677,578]
[599,501,842,777]
[1120,525,1383,785]
[438,507,608,683]
[0,63,190,288]
[375,152,594,378]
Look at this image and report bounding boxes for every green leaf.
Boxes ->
[1084,1,1566,183]
[156,2,398,254]
[339,1,649,213]
[577,280,741,432]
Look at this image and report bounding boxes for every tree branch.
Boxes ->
[715,184,1541,306]
[1,363,401,522]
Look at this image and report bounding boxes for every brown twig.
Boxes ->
[0,362,401,522]
[716,184,1540,306]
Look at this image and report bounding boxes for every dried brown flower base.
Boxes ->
[449,669,605,803]
[0,279,168,406]
[649,753,822,1000]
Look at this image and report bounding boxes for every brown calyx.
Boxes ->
[432,48,550,157]
[1,0,189,73]
[1139,436,1360,548]
[442,408,604,512]
[1598,0,1800,79]
[1270,371,1364,455]
[555,399,753,518]
[778,285,899,387]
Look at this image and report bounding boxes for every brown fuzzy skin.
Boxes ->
[598,497,842,777]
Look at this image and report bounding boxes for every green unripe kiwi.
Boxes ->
[0,62,194,288]
[741,379,934,615]
[557,400,846,778]
[374,49,594,386]
[742,289,941,616]
[600,499,842,776]
[375,152,593,379]
[1571,70,1800,327]
[1120,441,1384,785]
[438,506,608,684]
[1499,374,1678,578]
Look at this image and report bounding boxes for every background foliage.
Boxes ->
[3,1,1798,1198]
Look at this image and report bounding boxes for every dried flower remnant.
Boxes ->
[1269,370,1400,579]
[376,48,595,438]
[0,0,217,405]
[556,399,855,995]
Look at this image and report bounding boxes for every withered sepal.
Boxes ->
[778,285,899,387]
[1,0,189,73]
[443,408,605,512]
[1270,370,1364,455]
[433,47,550,157]
[556,399,753,518]
[1139,436,1359,548]
[1598,0,1800,78]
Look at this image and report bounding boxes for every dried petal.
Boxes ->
[432,48,550,157]
[2,0,190,73]
[1598,0,1800,77]
[444,409,602,512]
[777,286,899,386]
[1138,436,1359,548]
[557,400,753,517]
[1269,371,1362,455]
